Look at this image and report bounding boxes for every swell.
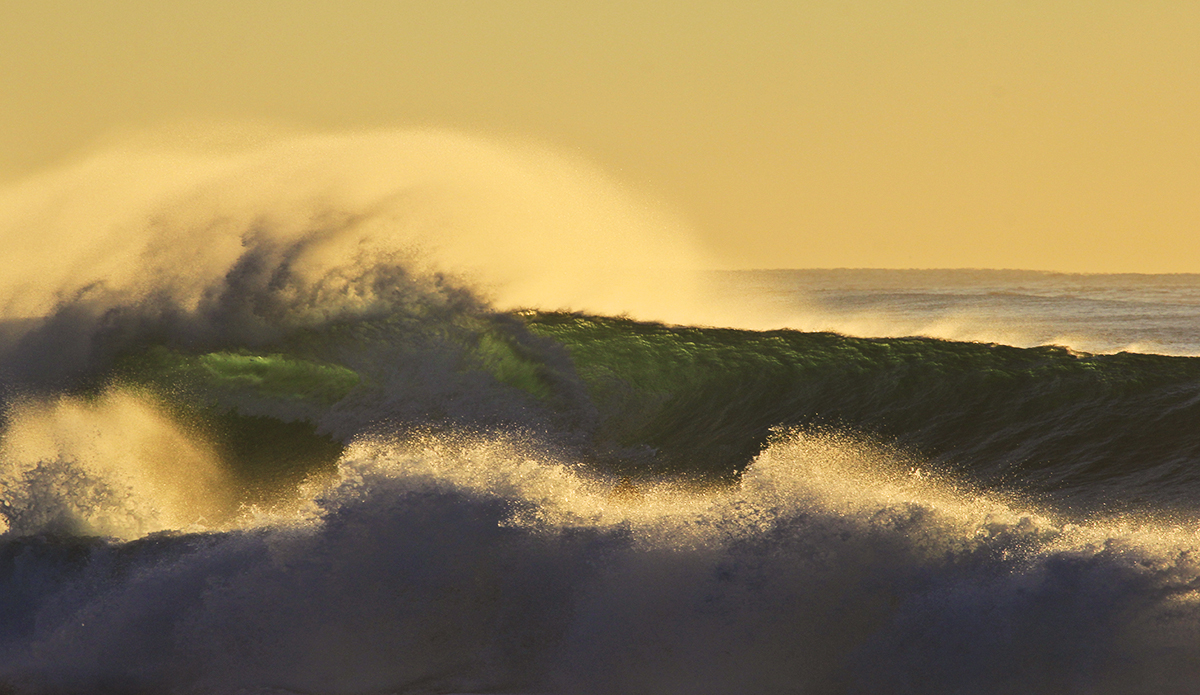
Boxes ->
[59,308,1200,519]
[531,313,1200,514]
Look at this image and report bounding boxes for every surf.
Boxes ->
[5,129,1200,694]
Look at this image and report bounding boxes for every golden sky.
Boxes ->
[2,1,1197,272]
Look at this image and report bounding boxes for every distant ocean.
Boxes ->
[4,135,1200,693]
[710,268,1200,356]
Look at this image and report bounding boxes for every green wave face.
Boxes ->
[191,352,361,403]
[100,313,581,501]
[139,348,362,406]
[524,313,1200,511]
[99,311,1200,515]
[106,348,359,501]
[468,332,555,401]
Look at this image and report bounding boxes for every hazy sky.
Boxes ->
[2,1,1197,271]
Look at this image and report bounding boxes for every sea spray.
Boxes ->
[0,129,704,331]
[0,388,231,538]
[5,429,1200,693]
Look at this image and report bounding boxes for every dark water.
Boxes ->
[4,265,1200,694]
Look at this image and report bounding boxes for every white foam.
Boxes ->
[5,429,1200,692]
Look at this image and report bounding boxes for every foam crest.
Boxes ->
[6,429,1200,692]
[321,433,714,536]
[320,427,1200,568]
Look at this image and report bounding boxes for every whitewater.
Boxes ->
[3,130,1200,694]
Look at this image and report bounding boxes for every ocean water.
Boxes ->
[4,134,1200,694]
[708,268,1200,356]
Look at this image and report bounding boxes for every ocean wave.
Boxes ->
[5,130,1200,693]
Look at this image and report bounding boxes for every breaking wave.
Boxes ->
[4,130,1200,693]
